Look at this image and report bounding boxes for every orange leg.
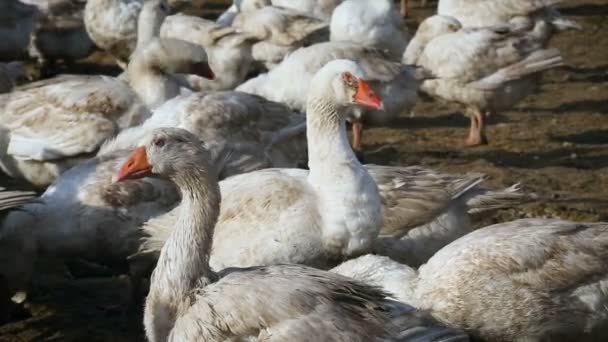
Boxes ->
[465,109,488,146]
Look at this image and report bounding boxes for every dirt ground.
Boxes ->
[1,0,608,340]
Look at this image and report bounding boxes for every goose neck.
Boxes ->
[306,96,358,170]
[145,165,220,341]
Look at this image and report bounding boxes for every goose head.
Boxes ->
[311,59,384,113]
[114,128,212,183]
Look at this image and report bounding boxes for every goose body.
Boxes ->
[232,5,329,70]
[335,219,608,341]
[237,41,419,150]
[330,0,409,59]
[0,36,213,187]
[84,0,143,68]
[160,14,257,91]
[0,61,527,315]
[217,0,344,25]
[114,127,469,342]
[100,91,308,178]
[438,0,570,28]
[403,15,563,146]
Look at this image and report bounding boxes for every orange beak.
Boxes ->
[191,61,215,80]
[353,79,384,110]
[113,146,153,182]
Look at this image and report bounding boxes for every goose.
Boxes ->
[0,62,527,312]
[237,41,420,151]
[0,37,213,187]
[140,163,528,269]
[330,0,410,60]
[114,126,469,342]
[403,15,564,146]
[333,218,608,341]
[141,60,528,272]
[84,0,143,68]
[217,0,344,26]
[99,90,309,178]
[160,14,258,91]
[84,0,186,69]
[437,0,580,29]
[231,5,330,70]
[150,59,387,270]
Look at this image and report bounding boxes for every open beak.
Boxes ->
[353,79,384,110]
[191,61,215,80]
[113,146,152,182]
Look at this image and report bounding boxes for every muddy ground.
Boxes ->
[1,0,608,340]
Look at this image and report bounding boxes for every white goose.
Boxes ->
[160,14,258,91]
[437,0,580,29]
[141,60,528,271]
[231,4,330,70]
[0,62,527,312]
[0,37,213,187]
[403,15,563,146]
[217,0,344,25]
[330,0,409,59]
[85,0,191,69]
[334,218,608,341]
[114,126,470,342]
[172,59,385,270]
[237,41,420,151]
[99,90,309,178]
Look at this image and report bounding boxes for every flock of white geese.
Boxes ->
[0,0,604,341]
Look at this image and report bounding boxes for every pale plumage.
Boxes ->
[198,60,384,269]
[100,91,308,178]
[0,37,212,187]
[232,5,329,69]
[237,41,419,150]
[437,0,575,28]
[404,15,563,146]
[114,127,468,342]
[141,164,528,269]
[140,61,528,271]
[330,0,410,59]
[84,0,144,67]
[335,219,608,341]
[160,14,258,91]
[217,0,344,25]
[0,79,527,312]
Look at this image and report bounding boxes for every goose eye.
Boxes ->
[153,138,166,147]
